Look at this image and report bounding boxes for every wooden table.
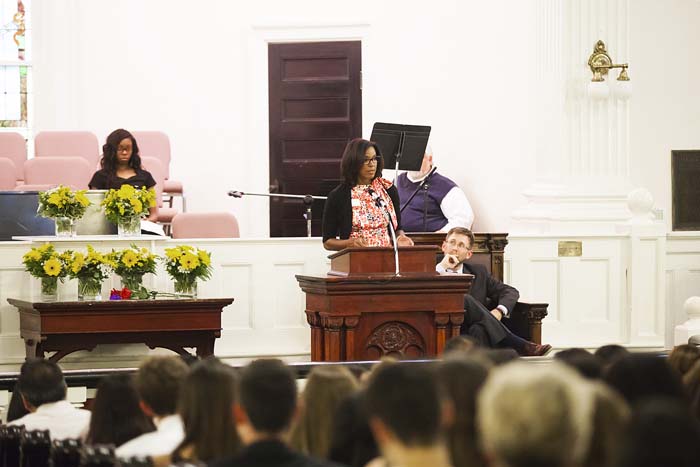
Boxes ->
[7,297,234,362]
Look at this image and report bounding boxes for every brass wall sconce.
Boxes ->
[587,40,631,99]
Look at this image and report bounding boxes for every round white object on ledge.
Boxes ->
[587,80,609,100]
[684,296,700,319]
[627,188,654,217]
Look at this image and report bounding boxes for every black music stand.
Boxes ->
[370,122,431,174]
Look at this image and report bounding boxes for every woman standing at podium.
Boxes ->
[88,129,158,221]
[322,138,414,251]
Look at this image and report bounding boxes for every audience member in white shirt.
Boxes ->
[116,356,189,459]
[8,358,90,440]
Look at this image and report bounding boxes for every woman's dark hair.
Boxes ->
[100,128,142,172]
[554,348,603,380]
[86,374,155,447]
[328,391,379,467]
[6,382,30,423]
[173,358,242,463]
[436,357,490,467]
[604,354,686,406]
[617,397,700,467]
[340,138,383,186]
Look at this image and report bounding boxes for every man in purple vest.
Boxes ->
[396,146,474,232]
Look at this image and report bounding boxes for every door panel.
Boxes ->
[269,41,362,237]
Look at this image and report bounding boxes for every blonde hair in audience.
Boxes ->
[477,362,595,467]
[290,366,360,458]
[581,382,630,467]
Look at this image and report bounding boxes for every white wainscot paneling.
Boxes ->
[665,234,700,346]
[0,238,329,371]
[507,236,625,347]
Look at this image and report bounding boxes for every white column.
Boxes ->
[513,0,634,234]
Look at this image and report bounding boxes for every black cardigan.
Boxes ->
[322,182,403,243]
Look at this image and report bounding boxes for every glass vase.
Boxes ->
[54,217,76,237]
[120,273,145,293]
[174,278,198,298]
[41,276,58,301]
[117,215,141,237]
[78,277,102,301]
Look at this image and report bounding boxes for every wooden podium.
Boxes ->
[295,246,472,361]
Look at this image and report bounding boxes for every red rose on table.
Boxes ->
[121,287,132,299]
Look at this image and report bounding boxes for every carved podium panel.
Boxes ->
[296,247,472,361]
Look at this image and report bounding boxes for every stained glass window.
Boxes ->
[0,0,30,130]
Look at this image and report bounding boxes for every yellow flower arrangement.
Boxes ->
[38,185,91,220]
[110,244,159,296]
[22,244,69,280]
[101,184,156,224]
[66,245,115,281]
[111,244,159,277]
[163,245,213,294]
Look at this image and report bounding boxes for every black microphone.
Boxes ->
[228,190,244,198]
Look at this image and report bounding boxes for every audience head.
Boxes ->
[365,363,444,448]
[291,365,359,458]
[478,348,519,366]
[554,348,603,380]
[6,382,30,422]
[87,374,155,447]
[683,360,700,421]
[328,391,379,467]
[101,128,142,172]
[669,344,700,377]
[617,397,700,467]
[134,356,189,418]
[604,353,686,406]
[582,382,630,467]
[443,335,478,355]
[175,358,241,463]
[238,358,298,437]
[18,358,67,410]
[436,357,490,467]
[477,361,592,467]
[340,138,384,186]
[594,344,630,371]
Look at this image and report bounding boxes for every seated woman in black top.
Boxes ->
[322,138,414,251]
[88,128,158,221]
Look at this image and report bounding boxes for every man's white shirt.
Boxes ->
[8,400,90,440]
[115,414,184,459]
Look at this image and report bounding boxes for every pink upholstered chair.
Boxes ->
[171,212,240,239]
[23,157,92,190]
[34,131,100,169]
[0,158,18,190]
[132,131,185,210]
[13,184,57,191]
[0,132,27,184]
[141,156,178,226]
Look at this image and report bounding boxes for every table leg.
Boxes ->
[196,337,215,358]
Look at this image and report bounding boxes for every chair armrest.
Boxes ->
[502,302,549,345]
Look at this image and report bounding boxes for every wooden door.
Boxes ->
[268,41,362,237]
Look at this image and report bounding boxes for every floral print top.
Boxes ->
[349,178,398,247]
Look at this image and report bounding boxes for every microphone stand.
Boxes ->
[368,189,401,276]
[399,165,438,215]
[228,190,327,238]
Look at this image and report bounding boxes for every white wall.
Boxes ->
[31,0,536,235]
[629,0,700,230]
